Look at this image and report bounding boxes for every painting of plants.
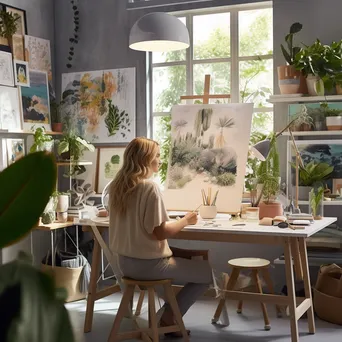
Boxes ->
[168,107,238,189]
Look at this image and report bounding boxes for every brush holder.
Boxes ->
[200,205,217,219]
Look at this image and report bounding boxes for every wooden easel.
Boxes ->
[180,74,230,104]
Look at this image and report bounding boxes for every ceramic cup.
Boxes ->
[57,211,68,223]
[200,205,217,219]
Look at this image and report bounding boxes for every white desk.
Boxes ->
[84,217,337,342]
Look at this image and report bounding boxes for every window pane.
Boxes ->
[193,13,230,60]
[239,59,273,108]
[152,17,187,64]
[153,65,186,112]
[193,62,230,102]
[239,8,273,57]
[252,112,273,135]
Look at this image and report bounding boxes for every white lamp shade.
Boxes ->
[129,12,190,52]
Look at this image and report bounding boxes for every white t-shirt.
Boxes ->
[109,180,172,259]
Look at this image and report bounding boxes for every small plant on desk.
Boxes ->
[309,186,324,220]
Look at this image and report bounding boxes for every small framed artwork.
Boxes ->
[14,60,30,87]
[332,179,342,195]
[6,138,25,166]
[95,146,126,194]
[12,34,25,60]
[20,70,51,131]
[0,85,22,131]
[0,51,14,86]
[4,4,28,35]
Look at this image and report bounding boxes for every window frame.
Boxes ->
[148,1,273,137]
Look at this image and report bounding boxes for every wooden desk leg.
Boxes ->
[291,238,303,281]
[84,237,101,333]
[298,238,315,334]
[284,238,299,342]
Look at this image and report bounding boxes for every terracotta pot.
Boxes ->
[326,116,342,130]
[258,201,283,220]
[52,123,63,132]
[277,65,301,94]
[336,85,342,95]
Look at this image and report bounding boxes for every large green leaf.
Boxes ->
[0,253,74,342]
[0,152,56,248]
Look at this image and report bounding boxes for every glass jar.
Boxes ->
[309,188,324,220]
[245,207,259,221]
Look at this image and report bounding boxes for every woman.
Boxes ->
[108,137,213,335]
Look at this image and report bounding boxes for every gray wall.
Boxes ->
[1,0,55,264]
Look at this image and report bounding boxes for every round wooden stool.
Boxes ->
[212,258,282,331]
[108,277,189,342]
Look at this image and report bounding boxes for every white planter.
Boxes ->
[199,206,217,219]
[326,116,342,130]
[57,212,68,223]
[306,74,324,96]
[56,195,69,213]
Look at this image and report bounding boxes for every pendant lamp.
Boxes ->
[129,12,190,52]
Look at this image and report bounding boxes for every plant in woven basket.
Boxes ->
[0,152,74,342]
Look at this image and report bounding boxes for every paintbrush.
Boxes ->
[192,204,202,213]
[211,190,219,206]
[201,189,207,205]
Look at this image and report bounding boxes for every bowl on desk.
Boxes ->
[199,205,217,219]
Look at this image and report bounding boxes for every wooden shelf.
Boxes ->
[268,95,342,104]
[56,161,93,166]
[298,200,342,206]
[0,130,62,136]
[279,130,342,136]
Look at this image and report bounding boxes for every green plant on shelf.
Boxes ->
[280,22,303,65]
[320,102,342,117]
[30,126,54,153]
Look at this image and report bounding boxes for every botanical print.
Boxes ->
[0,86,22,131]
[12,34,25,60]
[288,102,342,131]
[96,147,126,193]
[61,68,136,143]
[287,140,342,193]
[14,60,30,87]
[0,51,14,86]
[6,139,25,165]
[163,104,253,213]
[5,6,27,35]
[20,70,51,131]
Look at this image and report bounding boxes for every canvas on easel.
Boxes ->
[162,103,253,213]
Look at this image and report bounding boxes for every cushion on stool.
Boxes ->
[228,258,270,269]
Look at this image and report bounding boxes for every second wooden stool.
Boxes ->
[212,257,282,331]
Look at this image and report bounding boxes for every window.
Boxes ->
[150,3,273,183]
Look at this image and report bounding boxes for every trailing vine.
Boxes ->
[66,0,80,68]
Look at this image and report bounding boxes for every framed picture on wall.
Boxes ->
[95,146,126,194]
[3,4,28,35]
[0,51,14,86]
[12,34,25,60]
[14,60,30,87]
[6,138,25,166]
[0,85,22,131]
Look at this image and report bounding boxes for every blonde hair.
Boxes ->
[108,137,159,215]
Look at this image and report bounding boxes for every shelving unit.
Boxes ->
[0,130,62,136]
[279,130,342,136]
[268,94,342,104]
[298,200,342,206]
[56,161,93,166]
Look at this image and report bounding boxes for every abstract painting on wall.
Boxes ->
[6,139,24,165]
[163,104,253,213]
[0,86,22,131]
[61,68,136,143]
[20,70,51,131]
[24,35,53,96]
[96,146,126,193]
[0,51,14,86]
[287,140,342,193]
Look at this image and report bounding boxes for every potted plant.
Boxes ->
[0,10,20,52]
[294,39,330,96]
[256,134,283,219]
[57,131,95,176]
[51,100,63,132]
[309,186,324,220]
[291,104,314,131]
[291,161,333,200]
[320,102,342,130]
[30,127,54,153]
[278,22,306,94]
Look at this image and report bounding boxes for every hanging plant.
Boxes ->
[66,0,80,68]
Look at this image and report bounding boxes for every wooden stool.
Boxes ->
[212,258,282,331]
[108,277,189,342]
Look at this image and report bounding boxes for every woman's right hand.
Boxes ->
[184,212,198,225]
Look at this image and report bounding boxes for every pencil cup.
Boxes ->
[200,205,217,219]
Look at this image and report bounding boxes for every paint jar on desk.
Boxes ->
[200,206,217,219]
[245,207,259,221]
